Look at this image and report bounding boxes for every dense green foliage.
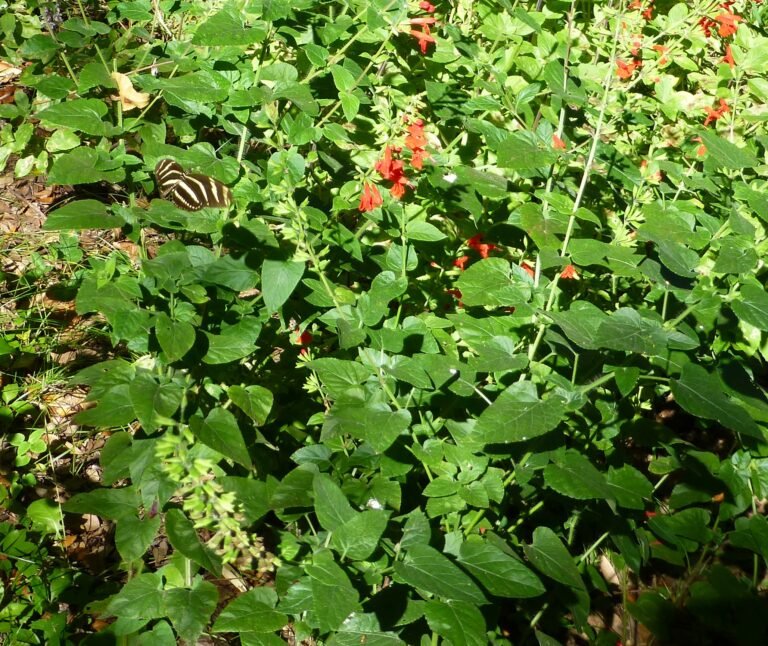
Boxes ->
[2,0,768,643]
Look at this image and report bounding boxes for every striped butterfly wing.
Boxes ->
[154,159,232,211]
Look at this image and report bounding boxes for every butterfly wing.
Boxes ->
[154,159,232,211]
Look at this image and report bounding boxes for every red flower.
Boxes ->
[405,119,428,151]
[722,44,735,68]
[616,59,639,80]
[703,98,729,126]
[293,330,313,346]
[404,119,430,169]
[715,10,742,37]
[446,288,463,307]
[409,17,437,55]
[560,264,579,280]
[552,134,567,150]
[375,146,410,198]
[359,182,383,212]
[467,233,498,259]
[520,261,535,278]
[641,1,654,20]
[699,16,715,37]
[692,136,707,157]
[419,0,436,11]
[410,28,435,54]
[453,255,470,270]
[652,44,668,66]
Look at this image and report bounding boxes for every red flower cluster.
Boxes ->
[467,234,498,259]
[410,17,436,54]
[405,118,429,169]
[703,98,729,127]
[630,0,654,20]
[700,1,743,38]
[617,58,641,80]
[561,264,579,280]
[359,182,383,212]
[375,146,409,199]
[552,134,567,151]
[409,1,437,54]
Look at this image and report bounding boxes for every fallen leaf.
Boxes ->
[110,71,150,111]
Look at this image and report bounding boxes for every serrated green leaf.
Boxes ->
[477,382,565,444]
[165,508,222,576]
[212,588,286,633]
[455,258,532,307]
[732,283,768,331]
[44,199,125,230]
[543,451,612,500]
[192,6,267,46]
[394,544,486,604]
[670,363,763,439]
[189,408,253,469]
[165,578,219,644]
[458,539,545,598]
[524,527,585,591]
[155,312,195,362]
[307,551,362,633]
[699,130,758,169]
[261,259,305,312]
[424,600,487,646]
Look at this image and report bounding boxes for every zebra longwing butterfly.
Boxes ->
[155,159,232,211]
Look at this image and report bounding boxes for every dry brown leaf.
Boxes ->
[0,60,22,83]
[110,71,150,111]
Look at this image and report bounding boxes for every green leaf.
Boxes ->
[229,385,273,426]
[713,237,757,274]
[455,258,532,307]
[548,301,609,350]
[699,130,758,169]
[424,600,487,646]
[165,578,219,644]
[477,382,566,444]
[261,259,305,313]
[26,499,63,535]
[115,514,161,561]
[313,474,356,531]
[48,146,125,185]
[107,572,164,620]
[165,508,222,576]
[406,221,446,241]
[63,486,139,521]
[44,199,125,230]
[394,544,486,604]
[670,363,763,439]
[36,98,116,136]
[323,403,411,452]
[594,308,668,354]
[202,254,260,291]
[189,408,253,469]
[192,6,267,46]
[307,358,372,397]
[496,132,556,170]
[543,451,613,500]
[202,316,262,364]
[524,527,585,591]
[657,240,699,277]
[306,551,362,633]
[213,588,286,633]
[330,65,356,92]
[270,464,318,509]
[732,283,768,331]
[155,312,195,362]
[333,510,389,561]
[220,476,270,524]
[605,465,653,510]
[458,539,545,598]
